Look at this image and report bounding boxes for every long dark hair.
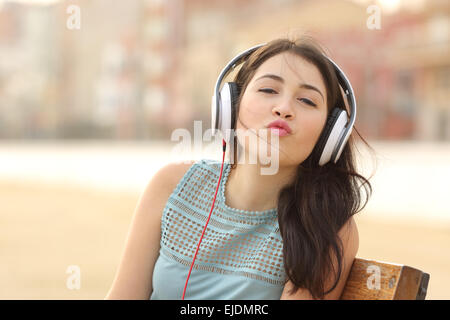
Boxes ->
[230,37,375,299]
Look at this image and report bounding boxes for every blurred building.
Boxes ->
[56,0,143,139]
[383,1,450,141]
[0,2,61,139]
[0,0,179,140]
[181,0,450,141]
[0,0,448,141]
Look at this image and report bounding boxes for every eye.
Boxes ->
[258,88,277,94]
[259,88,317,107]
[298,98,317,107]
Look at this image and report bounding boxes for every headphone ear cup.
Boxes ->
[227,82,240,130]
[216,82,238,144]
[315,108,348,166]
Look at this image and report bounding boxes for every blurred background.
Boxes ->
[0,0,449,299]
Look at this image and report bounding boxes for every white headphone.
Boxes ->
[211,43,356,166]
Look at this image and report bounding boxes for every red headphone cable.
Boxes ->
[181,139,227,300]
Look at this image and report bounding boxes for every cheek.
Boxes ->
[310,114,327,142]
[238,94,267,124]
[293,113,328,151]
[234,95,270,155]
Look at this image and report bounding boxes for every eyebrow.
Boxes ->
[255,74,325,102]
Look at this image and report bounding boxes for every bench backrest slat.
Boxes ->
[340,258,429,300]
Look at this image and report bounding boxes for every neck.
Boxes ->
[225,158,297,212]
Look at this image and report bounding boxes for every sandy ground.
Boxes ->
[1,179,449,300]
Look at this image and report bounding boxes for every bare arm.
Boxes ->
[104,162,193,299]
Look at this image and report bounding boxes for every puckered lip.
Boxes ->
[266,119,292,134]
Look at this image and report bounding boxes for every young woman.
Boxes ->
[105,37,373,300]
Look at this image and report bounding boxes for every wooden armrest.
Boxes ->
[340,258,430,300]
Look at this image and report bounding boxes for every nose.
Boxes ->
[272,99,294,119]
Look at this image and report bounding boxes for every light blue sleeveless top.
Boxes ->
[150,159,286,300]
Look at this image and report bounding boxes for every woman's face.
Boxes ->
[235,51,329,168]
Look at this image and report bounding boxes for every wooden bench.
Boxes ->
[340,258,430,300]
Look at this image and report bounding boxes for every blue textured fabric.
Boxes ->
[150,159,286,300]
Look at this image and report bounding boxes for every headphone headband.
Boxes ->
[213,44,264,132]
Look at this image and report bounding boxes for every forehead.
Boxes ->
[251,52,326,93]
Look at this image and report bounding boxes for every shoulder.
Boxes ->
[150,159,222,195]
[136,160,198,222]
[152,160,198,194]
[163,158,222,180]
